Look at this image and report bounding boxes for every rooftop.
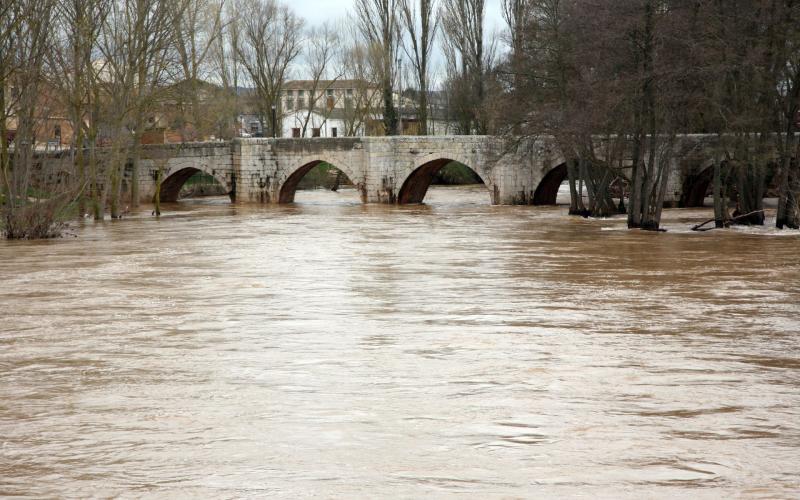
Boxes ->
[283,79,377,91]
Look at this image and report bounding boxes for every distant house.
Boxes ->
[279,79,382,138]
[279,79,449,137]
[140,79,234,144]
[235,80,457,138]
[424,90,459,136]
[3,83,75,151]
[238,111,264,137]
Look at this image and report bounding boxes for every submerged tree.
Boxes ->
[1,0,82,239]
[97,0,184,219]
[496,0,800,231]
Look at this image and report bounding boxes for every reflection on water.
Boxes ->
[1,186,799,498]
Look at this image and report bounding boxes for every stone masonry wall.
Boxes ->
[133,135,731,206]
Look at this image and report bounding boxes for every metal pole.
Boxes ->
[271,105,277,138]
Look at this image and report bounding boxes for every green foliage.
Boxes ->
[432,162,483,185]
[297,162,353,190]
[183,172,220,187]
[179,171,226,198]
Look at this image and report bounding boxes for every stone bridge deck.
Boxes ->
[135,135,734,207]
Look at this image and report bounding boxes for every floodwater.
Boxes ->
[1,186,799,498]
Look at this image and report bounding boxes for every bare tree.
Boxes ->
[497,0,711,228]
[1,0,79,239]
[400,0,438,135]
[340,41,382,136]
[209,0,243,138]
[354,0,399,135]
[172,0,225,140]
[440,0,495,134]
[97,0,184,218]
[49,0,110,216]
[501,0,533,104]
[0,0,23,210]
[504,0,589,213]
[296,22,344,137]
[234,0,304,137]
[769,0,800,229]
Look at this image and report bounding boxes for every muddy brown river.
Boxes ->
[1,186,799,498]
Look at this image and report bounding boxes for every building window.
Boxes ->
[331,127,337,138]
[325,89,335,110]
[312,128,320,137]
[250,122,259,134]
[292,128,301,138]
[53,125,61,138]
[346,89,353,97]
[286,98,294,111]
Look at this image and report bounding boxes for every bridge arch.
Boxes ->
[278,158,362,204]
[532,160,631,206]
[680,159,787,209]
[680,164,715,208]
[158,164,230,203]
[533,162,568,205]
[398,155,491,204]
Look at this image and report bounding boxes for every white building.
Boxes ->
[280,79,381,138]
[237,79,455,138]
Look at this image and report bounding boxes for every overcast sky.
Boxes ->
[289,0,507,33]
[287,0,508,82]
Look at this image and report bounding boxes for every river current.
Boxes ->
[1,186,799,498]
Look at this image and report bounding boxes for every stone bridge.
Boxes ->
[134,135,747,207]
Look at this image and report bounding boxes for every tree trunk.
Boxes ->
[565,158,579,215]
[735,162,765,225]
[108,139,124,219]
[776,132,799,229]
[383,77,398,135]
[88,127,103,220]
[776,156,800,229]
[130,128,142,207]
[0,85,8,206]
[713,161,727,228]
[75,124,86,216]
[627,160,644,228]
[418,84,428,135]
